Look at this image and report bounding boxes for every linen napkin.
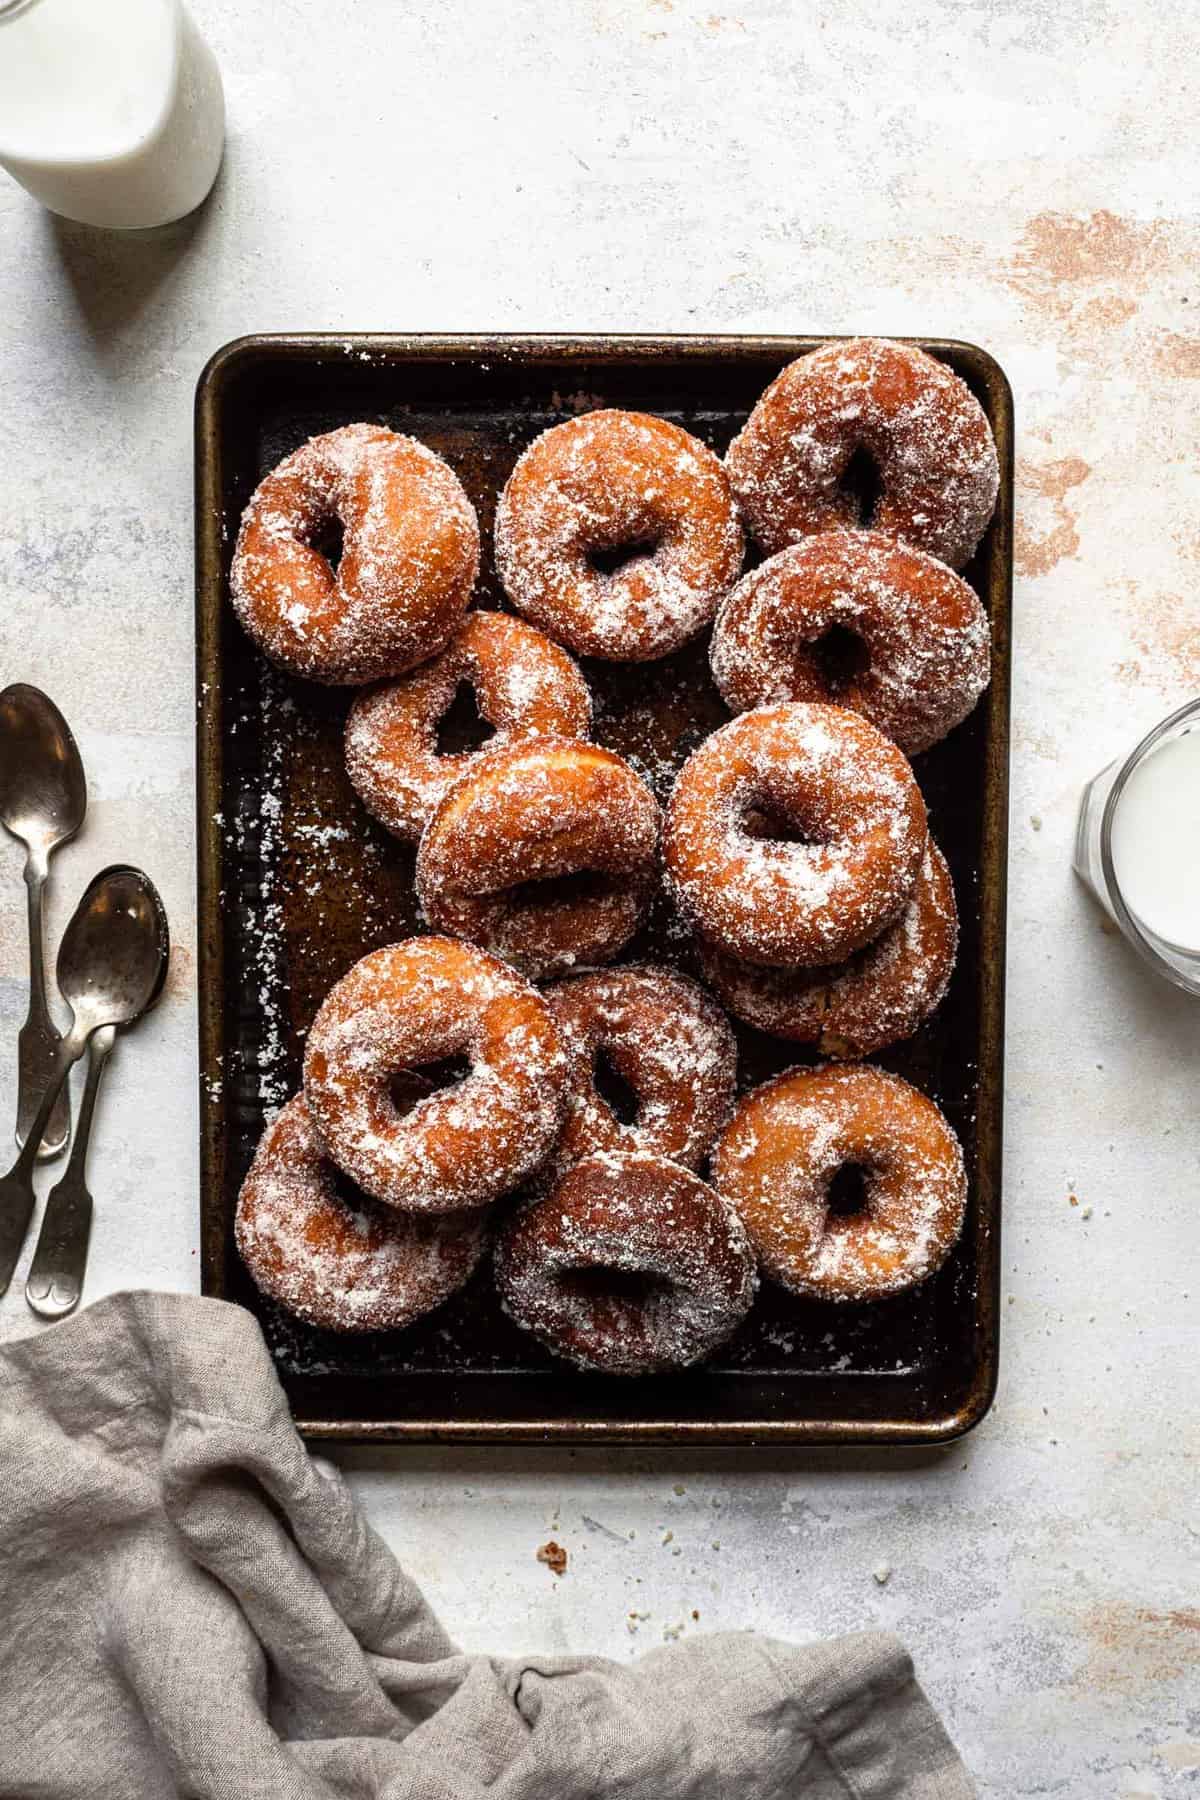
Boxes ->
[0,1290,975,1798]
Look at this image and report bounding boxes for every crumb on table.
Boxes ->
[536,1539,568,1577]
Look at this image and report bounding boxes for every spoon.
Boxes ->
[23,1025,118,1320]
[0,865,169,1301]
[0,684,87,1160]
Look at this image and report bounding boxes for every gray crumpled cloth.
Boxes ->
[0,1291,975,1799]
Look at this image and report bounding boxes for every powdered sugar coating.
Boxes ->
[725,339,999,571]
[345,611,592,842]
[663,702,927,968]
[710,529,992,755]
[541,964,737,1187]
[698,840,957,1057]
[303,935,565,1213]
[235,1094,488,1332]
[494,409,744,661]
[712,1063,967,1303]
[231,423,479,685]
[416,738,662,979]
[495,1149,757,1374]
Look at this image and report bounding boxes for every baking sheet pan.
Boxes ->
[195,333,1011,1443]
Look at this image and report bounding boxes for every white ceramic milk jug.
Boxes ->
[0,0,224,229]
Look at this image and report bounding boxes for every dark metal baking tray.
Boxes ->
[195,334,1011,1444]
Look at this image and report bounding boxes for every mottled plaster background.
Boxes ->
[1,1,1198,1792]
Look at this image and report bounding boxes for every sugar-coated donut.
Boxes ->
[697,840,957,1057]
[725,339,999,571]
[541,965,737,1187]
[712,1064,967,1302]
[303,936,564,1213]
[235,1095,488,1332]
[663,703,927,968]
[710,530,991,755]
[345,611,592,842]
[494,410,744,661]
[495,1150,756,1374]
[416,739,661,979]
[231,423,479,684]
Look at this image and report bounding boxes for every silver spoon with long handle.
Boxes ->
[0,866,169,1300]
[0,684,87,1160]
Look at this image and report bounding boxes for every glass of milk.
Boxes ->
[0,0,224,230]
[1074,697,1200,993]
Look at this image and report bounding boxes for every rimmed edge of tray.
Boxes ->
[195,331,1012,1446]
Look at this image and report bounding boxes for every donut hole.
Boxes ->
[587,537,660,578]
[505,867,620,913]
[741,803,816,847]
[737,767,835,850]
[826,1161,871,1223]
[436,679,496,757]
[559,1263,673,1310]
[839,446,885,527]
[807,623,871,695]
[308,513,346,573]
[592,1047,641,1127]
[388,1056,470,1115]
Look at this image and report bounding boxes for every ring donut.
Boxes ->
[725,339,999,571]
[303,936,565,1213]
[710,530,991,755]
[416,739,661,979]
[697,840,957,1057]
[541,964,737,1186]
[495,410,744,661]
[345,611,592,842]
[712,1063,967,1303]
[235,1095,488,1332]
[495,1150,756,1374]
[663,703,927,968]
[231,423,479,684]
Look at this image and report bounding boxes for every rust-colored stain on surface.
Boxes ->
[1015,456,1090,578]
[1154,331,1200,378]
[1007,210,1168,319]
[1076,1603,1200,1695]
[1002,210,1189,362]
[1075,294,1139,331]
[536,1540,568,1577]
[1116,584,1200,691]
[164,940,193,1002]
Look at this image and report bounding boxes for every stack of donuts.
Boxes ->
[230,337,999,1376]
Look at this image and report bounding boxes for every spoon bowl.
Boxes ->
[58,864,170,1032]
[0,683,87,854]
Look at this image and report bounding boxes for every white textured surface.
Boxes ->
[2,2,1199,1792]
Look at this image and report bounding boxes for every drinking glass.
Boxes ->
[1074,695,1200,995]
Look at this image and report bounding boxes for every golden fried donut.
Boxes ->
[416,739,661,979]
[231,423,479,684]
[710,530,991,755]
[712,1064,967,1302]
[663,703,927,968]
[494,410,744,661]
[698,840,957,1057]
[235,1095,488,1332]
[541,964,737,1187]
[303,936,564,1213]
[495,1150,756,1374]
[345,611,592,842]
[726,339,999,571]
